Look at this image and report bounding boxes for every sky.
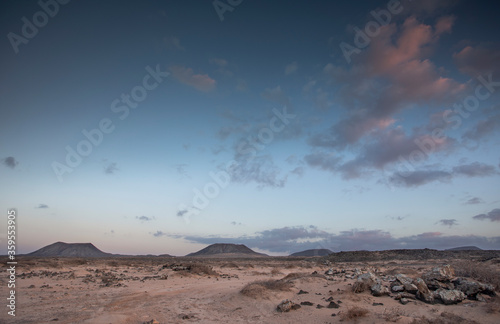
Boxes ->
[1,0,499,256]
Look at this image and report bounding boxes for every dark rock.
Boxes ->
[327,301,340,309]
[298,289,309,295]
[434,288,465,305]
[423,265,455,282]
[414,278,435,303]
[372,302,384,306]
[316,304,325,309]
[453,277,496,297]
[371,283,390,296]
[300,301,314,306]
[391,285,404,292]
[400,298,410,305]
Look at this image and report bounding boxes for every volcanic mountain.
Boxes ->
[27,242,112,257]
[290,248,333,257]
[445,246,482,251]
[186,243,267,257]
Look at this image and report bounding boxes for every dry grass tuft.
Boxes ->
[240,279,293,298]
[189,264,218,276]
[485,296,500,314]
[382,307,406,322]
[340,306,369,321]
[452,260,500,290]
[410,312,478,324]
[270,267,283,276]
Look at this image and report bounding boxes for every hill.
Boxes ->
[445,246,482,251]
[186,243,267,257]
[290,249,333,257]
[321,248,499,263]
[27,242,111,257]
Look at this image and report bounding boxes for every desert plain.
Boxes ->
[1,249,500,324]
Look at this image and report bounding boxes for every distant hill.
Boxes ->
[290,249,333,257]
[27,242,111,257]
[445,246,483,251]
[321,248,499,262]
[187,243,267,257]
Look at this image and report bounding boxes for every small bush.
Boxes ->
[240,279,293,298]
[270,268,283,276]
[189,264,218,276]
[410,312,478,324]
[340,306,369,321]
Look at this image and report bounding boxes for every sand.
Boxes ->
[1,257,499,323]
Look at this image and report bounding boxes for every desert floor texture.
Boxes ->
[1,256,500,324]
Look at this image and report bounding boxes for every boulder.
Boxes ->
[353,272,378,293]
[403,283,418,294]
[394,292,417,300]
[391,285,404,292]
[434,288,465,305]
[371,283,390,297]
[423,265,455,282]
[395,274,413,286]
[325,268,335,275]
[400,298,410,305]
[453,277,496,297]
[414,278,435,303]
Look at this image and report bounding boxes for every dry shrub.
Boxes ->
[485,296,500,314]
[280,272,324,281]
[251,271,267,276]
[285,263,297,269]
[382,307,406,322]
[189,264,218,276]
[270,267,283,276]
[240,279,293,298]
[410,312,478,324]
[340,306,369,321]
[453,260,500,290]
[220,262,239,269]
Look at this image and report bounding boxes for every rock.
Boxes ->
[372,302,384,306]
[476,294,487,302]
[327,301,340,308]
[298,289,309,295]
[434,288,466,305]
[395,274,413,286]
[414,278,435,303]
[400,298,410,305]
[403,283,418,294]
[371,283,390,296]
[316,304,325,309]
[277,299,301,312]
[391,285,404,292]
[353,272,378,293]
[423,265,455,282]
[300,301,314,306]
[325,268,335,275]
[394,292,417,300]
[453,277,496,297]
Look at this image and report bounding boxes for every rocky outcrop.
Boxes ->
[350,265,496,305]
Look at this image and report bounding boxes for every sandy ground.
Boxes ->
[1,257,499,323]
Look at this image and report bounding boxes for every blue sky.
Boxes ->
[1,0,499,256]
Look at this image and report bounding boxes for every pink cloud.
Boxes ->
[453,46,500,76]
[169,66,216,92]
